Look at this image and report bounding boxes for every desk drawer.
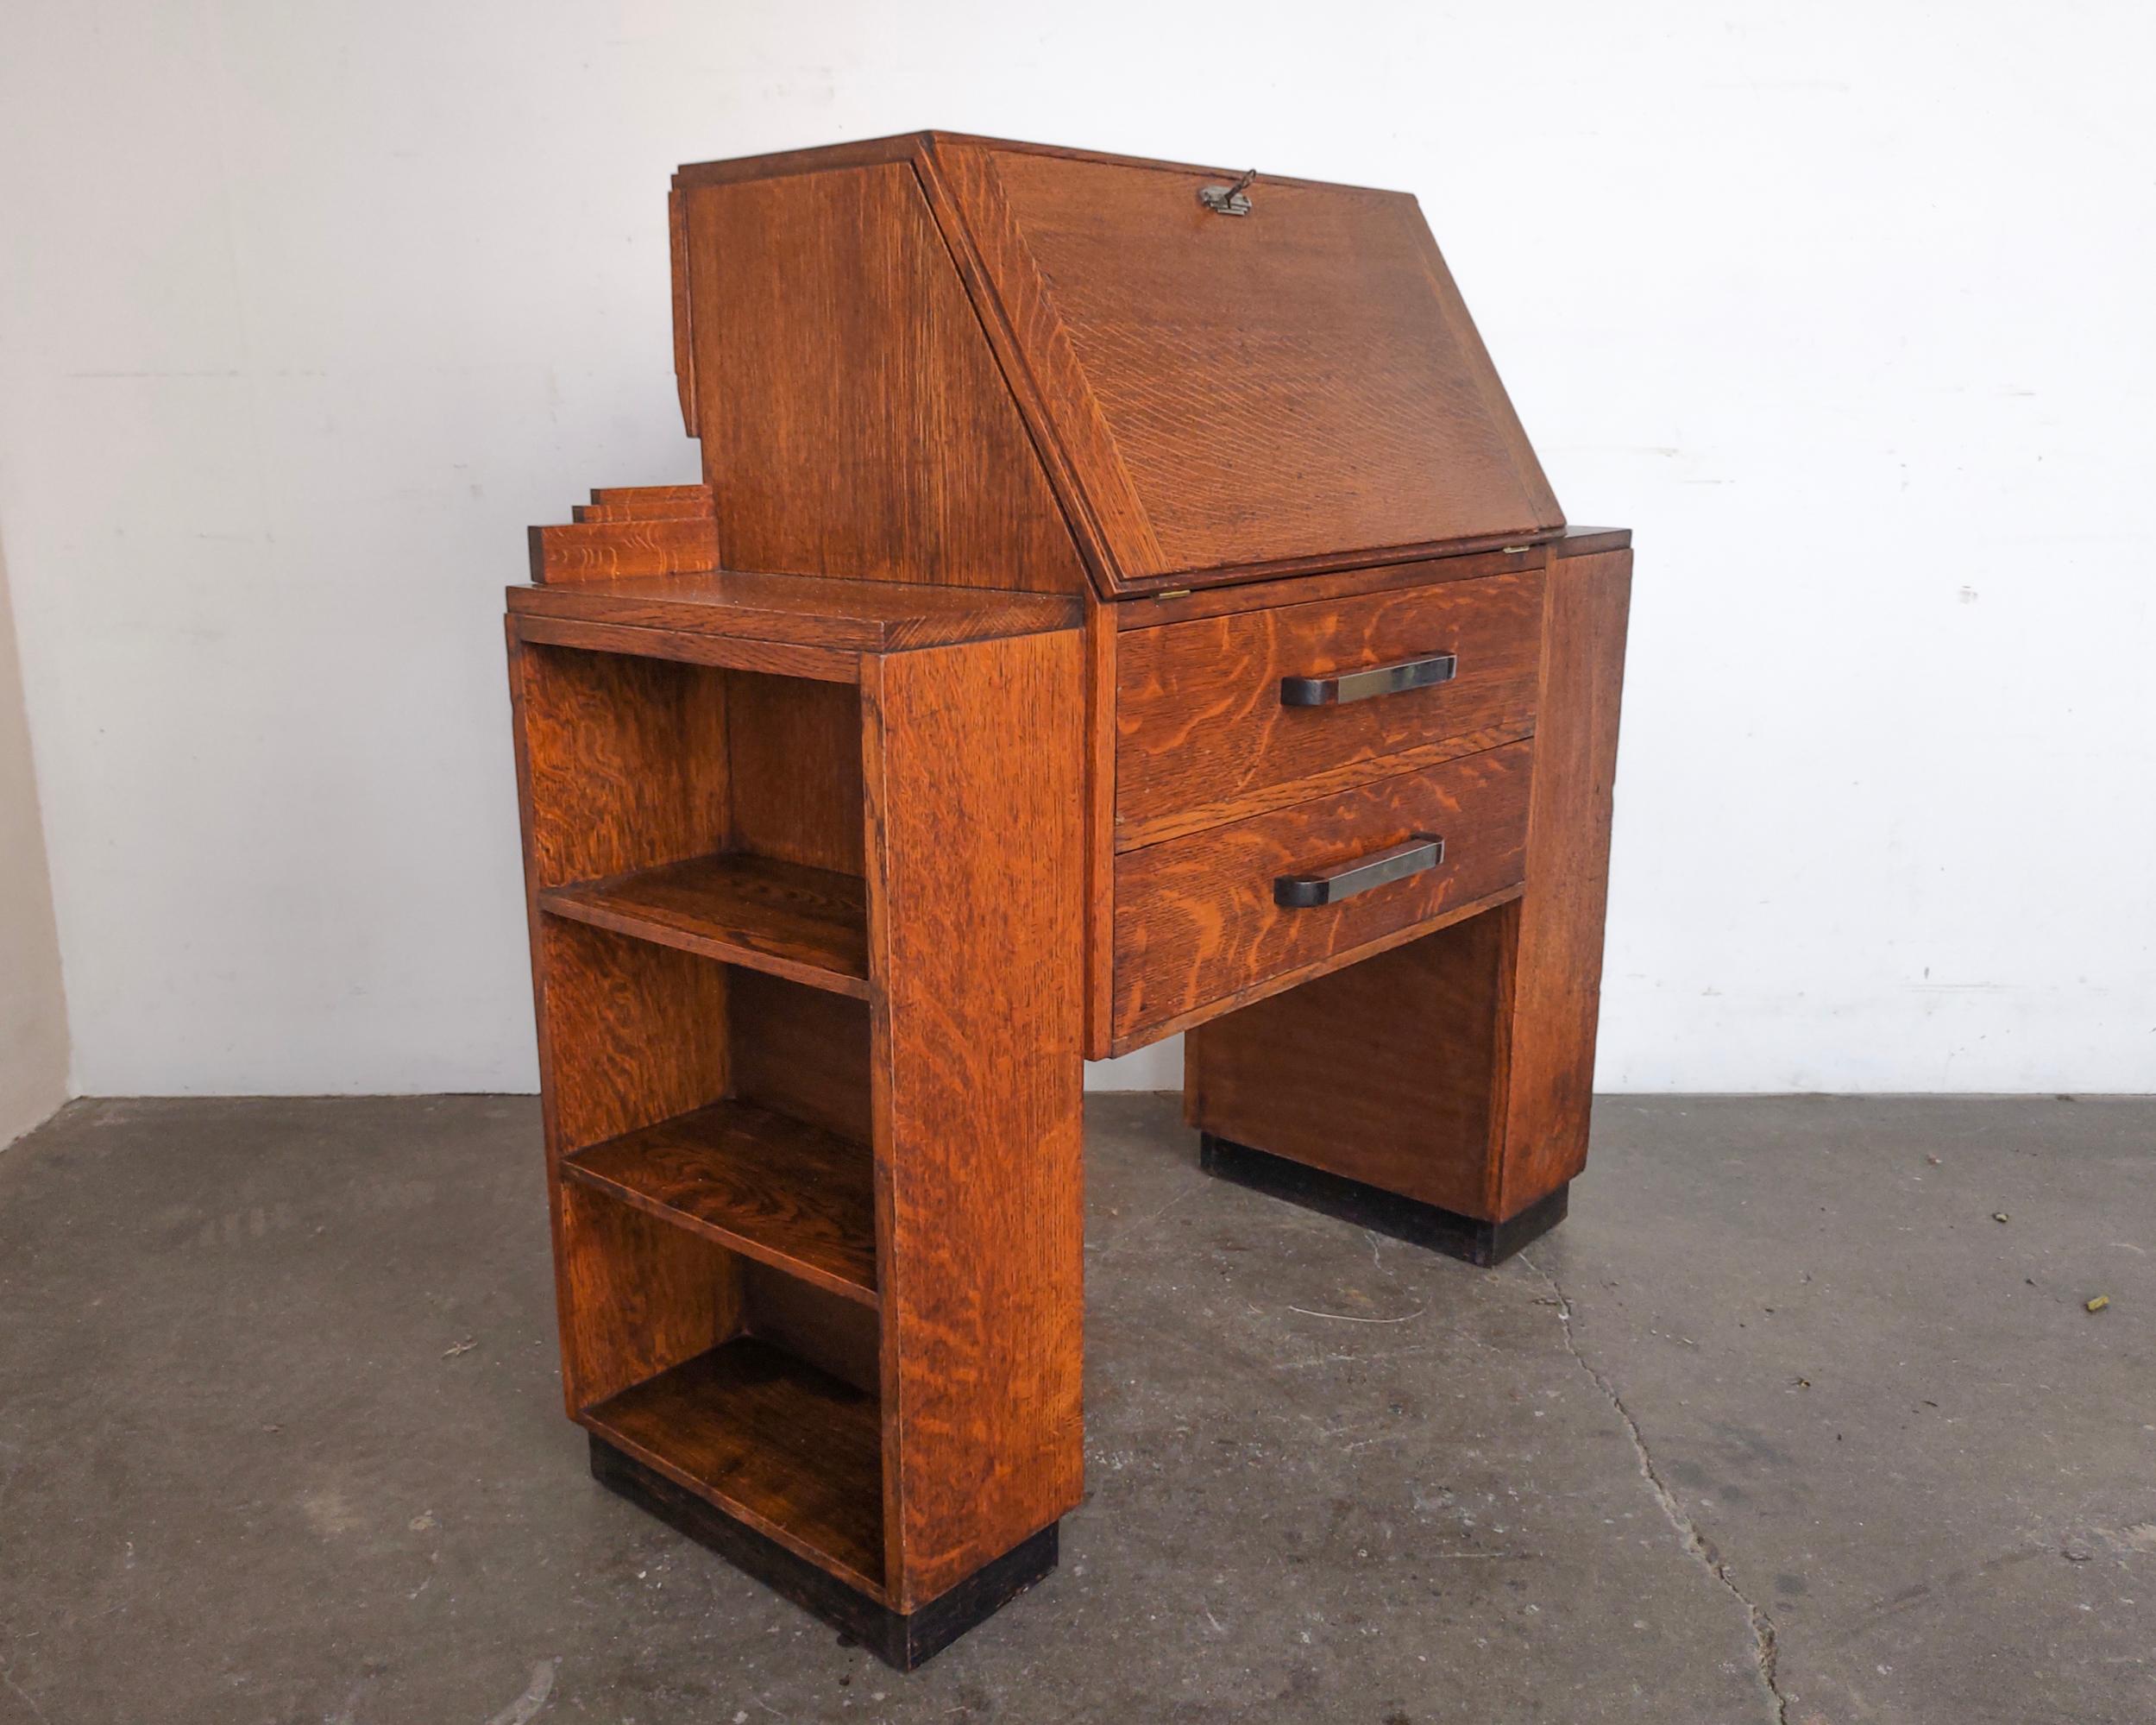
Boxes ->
[1111,740,1531,1048]
[1116,571,1543,848]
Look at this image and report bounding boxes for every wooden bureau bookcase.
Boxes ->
[506,132,1631,1667]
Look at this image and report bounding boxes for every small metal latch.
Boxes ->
[1197,168,1257,217]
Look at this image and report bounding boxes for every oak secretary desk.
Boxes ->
[506,132,1631,1668]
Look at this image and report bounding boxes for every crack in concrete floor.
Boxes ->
[1523,1251,1792,1725]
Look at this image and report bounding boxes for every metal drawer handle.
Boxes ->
[1274,836,1444,909]
[1280,653,1456,707]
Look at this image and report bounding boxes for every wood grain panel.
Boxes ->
[555,1180,741,1417]
[684,163,1085,593]
[512,643,730,889]
[726,672,864,876]
[563,1099,877,1306]
[1081,596,1118,1058]
[1185,909,1513,1216]
[539,852,868,999]
[922,140,1162,585]
[530,515,719,582]
[581,1337,885,1594]
[864,630,1086,1609]
[1113,743,1532,1047]
[536,920,732,1407]
[668,187,698,437]
[739,1262,883,1399]
[1116,570,1543,845]
[941,143,1562,589]
[1493,547,1632,1215]
[728,969,874,1148]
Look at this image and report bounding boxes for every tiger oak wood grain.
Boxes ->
[530,514,719,583]
[1116,570,1544,846]
[512,614,860,684]
[512,642,731,890]
[737,1261,883,1398]
[513,130,1628,1653]
[1082,596,1119,1058]
[1113,741,1532,1047]
[863,629,1086,1609]
[563,1099,878,1306]
[1180,552,1631,1224]
[1185,909,1514,1218]
[539,852,868,999]
[681,162,1085,594]
[510,571,1080,650]
[728,970,874,1148]
[581,1338,885,1594]
[1493,546,1633,1215]
[553,1177,742,1417]
[530,916,734,1409]
[724,672,865,877]
[668,189,698,438]
[932,138,1563,590]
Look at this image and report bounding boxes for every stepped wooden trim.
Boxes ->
[593,484,713,507]
[563,1099,878,1306]
[580,1338,885,1594]
[538,851,869,998]
[529,513,719,583]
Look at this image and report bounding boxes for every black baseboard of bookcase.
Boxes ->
[588,1436,1059,1671]
[1197,1132,1570,1267]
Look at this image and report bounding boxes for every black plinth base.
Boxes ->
[1197,1133,1570,1267]
[588,1436,1057,1671]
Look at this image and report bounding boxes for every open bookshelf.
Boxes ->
[506,605,1084,1665]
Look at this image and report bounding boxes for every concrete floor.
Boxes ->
[0,1094,2150,1724]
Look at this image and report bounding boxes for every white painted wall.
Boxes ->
[1,2,2149,1096]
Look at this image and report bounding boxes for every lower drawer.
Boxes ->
[1110,740,1532,1048]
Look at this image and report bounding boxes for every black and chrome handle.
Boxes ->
[1274,836,1444,909]
[1279,652,1456,708]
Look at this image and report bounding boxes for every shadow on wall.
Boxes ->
[0,530,69,1144]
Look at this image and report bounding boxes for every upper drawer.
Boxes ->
[1116,570,1544,847]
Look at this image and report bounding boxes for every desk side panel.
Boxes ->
[863,630,1087,1609]
[1493,545,1632,1214]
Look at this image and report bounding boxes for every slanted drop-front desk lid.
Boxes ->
[670,133,1565,598]
[933,138,1564,590]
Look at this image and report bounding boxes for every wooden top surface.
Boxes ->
[507,569,1081,649]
